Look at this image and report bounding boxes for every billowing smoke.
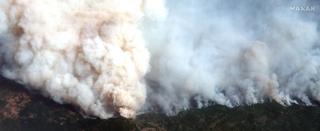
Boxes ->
[0,0,320,119]
[144,0,320,114]
[0,0,159,118]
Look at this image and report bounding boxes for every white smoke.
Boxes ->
[0,0,320,119]
[0,0,160,118]
[143,0,320,114]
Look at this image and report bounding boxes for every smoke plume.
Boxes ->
[0,0,157,118]
[0,0,320,118]
[144,0,320,114]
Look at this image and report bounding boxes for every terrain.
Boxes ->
[1,76,320,131]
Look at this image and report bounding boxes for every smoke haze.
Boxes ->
[0,0,320,118]
[143,0,320,114]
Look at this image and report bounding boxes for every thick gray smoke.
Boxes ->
[0,0,320,119]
